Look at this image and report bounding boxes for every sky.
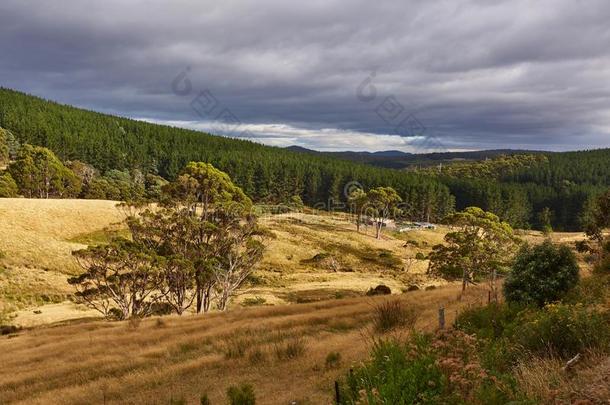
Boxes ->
[1,0,610,153]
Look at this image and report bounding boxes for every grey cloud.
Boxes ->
[1,0,609,151]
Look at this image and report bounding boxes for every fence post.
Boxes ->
[335,380,341,404]
[438,306,445,330]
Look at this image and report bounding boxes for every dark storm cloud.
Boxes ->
[1,0,610,151]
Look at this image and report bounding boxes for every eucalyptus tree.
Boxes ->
[428,207,520,296]
[366,187,402,239]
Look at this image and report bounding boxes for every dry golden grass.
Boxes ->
[515,352,610,403]
[1,200,447,325]
[0,198,125,273]
[0,283,489,405]
[0,199,125,317]
[1,200,601,403]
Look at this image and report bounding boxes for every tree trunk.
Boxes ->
[461,268,468,297]
[195,283,203,313]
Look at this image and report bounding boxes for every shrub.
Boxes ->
[149,302,174,316]
[415,252,426,260]
[341,335,446,404]
[241,296,267,307]
[1,324,20,335]
[563,274,610,305]
[224,336,249,359]
[513,304,610,359]
[504,240,579,307]
[373,300,418,333]
[107,307,124,320]
[200,393,211,405]
[366,284,391,296]
[455,303,525,340]
[248,348,267,364]
[274,336,307,360]
[341,332,515,404]
[455,303,527,373]
[227,383,256,405]
[325,351,341,369]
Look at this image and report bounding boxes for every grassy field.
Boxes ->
[0,199,447,326]
[0,198,601,404]
[0,283,489,404]
[0,199,125,322]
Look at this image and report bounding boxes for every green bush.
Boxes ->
[504,240,579,307]
[455,303,525,340]
[341,335,446,404]
[227,383,256,405]
[513,304,609,359]
[340,331,512,404]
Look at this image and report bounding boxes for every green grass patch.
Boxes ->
[67,227,130,245]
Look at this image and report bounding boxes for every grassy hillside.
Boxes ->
[0,199,125,318]
[0,199,448,326]
[0,283,489,404]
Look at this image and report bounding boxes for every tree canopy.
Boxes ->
[428,207,520,294]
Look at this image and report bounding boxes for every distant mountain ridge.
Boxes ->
[285,146,545,169]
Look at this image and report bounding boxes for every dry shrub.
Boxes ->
[274,335,307,360]
[515,352,610,404]
[325,351,341,369]
[373,300,418,333]
[224,336,250,359]
[248,347,268,364]
[127,316,142,330]
[227,383,256,405]
[514,356,567,404]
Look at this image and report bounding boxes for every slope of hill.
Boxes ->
[0,198,448,327]
[0,88,450,212]
[0,199,126,319]
[0,283,489,404]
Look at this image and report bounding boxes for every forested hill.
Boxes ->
[286,137,610,232]
[294,148,546,169]
[412,151,610,231]
[1,87,607,231]
[0,88,454,221]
